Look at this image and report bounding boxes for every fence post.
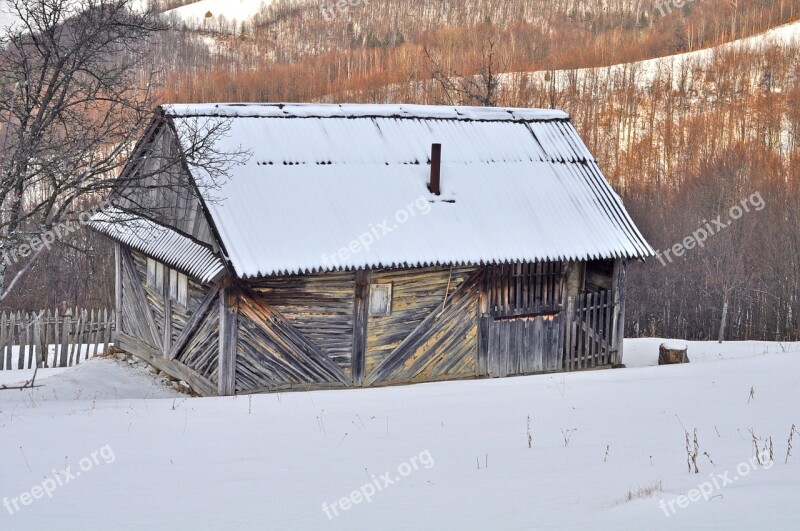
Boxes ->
[59,308,71,367]
[610,259,627,367]
[17,311,26,370]
[563,296,574,371]
[0,312,6,370]
[33,315,44,369]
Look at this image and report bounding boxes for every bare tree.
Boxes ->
[0,0,163,291]
[424,40,504,107]
[0,0,246,302]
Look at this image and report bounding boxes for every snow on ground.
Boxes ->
[0,356,182,401]
[1,339,799,530]
[164,0,270,29]
[625,337,800,367]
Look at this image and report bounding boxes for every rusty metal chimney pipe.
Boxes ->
[429,143,441,195]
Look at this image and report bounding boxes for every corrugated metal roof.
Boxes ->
[163,103,653,278]
[90,208,225,283]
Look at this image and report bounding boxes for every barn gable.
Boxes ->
[107,119,218,250]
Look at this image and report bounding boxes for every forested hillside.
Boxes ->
[3,0,799,342]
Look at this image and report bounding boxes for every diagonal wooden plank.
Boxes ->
[120,247,163,352]
[399,298,479,382]
[169,284,220,360]
[394,284,479,380]
[239,292,351,385]
[364,270,482,386]
[239,297,350,386]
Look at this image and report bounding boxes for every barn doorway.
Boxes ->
[481,262,564,377]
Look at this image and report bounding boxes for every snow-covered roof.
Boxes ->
[90,208,224,283]
[163,103,653,278]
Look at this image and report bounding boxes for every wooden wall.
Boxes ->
[235,291,351,393]
[113,124,217,247]
[365,267,474,370]
[229,266,482,392]
[117,246,219,396]
[248,272,356,375]
[482,315,563,377]
[364,267,479,385]
[116,250,626,397]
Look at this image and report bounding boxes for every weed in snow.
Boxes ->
[685,429,700,474]
[561,428,577,447]
[527,415,532,449]
[786,424,799,463]
[624,480,663,503]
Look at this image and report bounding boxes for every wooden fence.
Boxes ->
[562,290,615,371]
[0,308,116,370]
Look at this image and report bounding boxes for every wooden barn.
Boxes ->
[90,103,653,396]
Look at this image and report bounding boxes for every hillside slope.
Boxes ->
[504,18,800,90]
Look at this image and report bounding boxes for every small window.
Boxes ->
[369,283,392,316]
[146,258,164,292]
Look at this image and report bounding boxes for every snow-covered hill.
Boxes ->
[164,0,270,30]
[1,339,799,529]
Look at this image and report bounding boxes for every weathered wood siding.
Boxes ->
[479,261,567,377]
[235,291,350,393]
[117,249,627,396]
[119,248,161,351]
[171,278,207,344]
[364,268,481,386]
[176,300,220,386]
[133,251,166,344]
[113,124,216,247]
[232,267,480,391]
[365,267,476,377]
[117,246,220,395]
[248,272,356,375]
[562,290,614,371]
[129,250,209,351]
[484,314,563,377]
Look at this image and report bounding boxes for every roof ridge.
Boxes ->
[160,103,570,122]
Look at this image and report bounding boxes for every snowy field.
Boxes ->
[1,339,799,530]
